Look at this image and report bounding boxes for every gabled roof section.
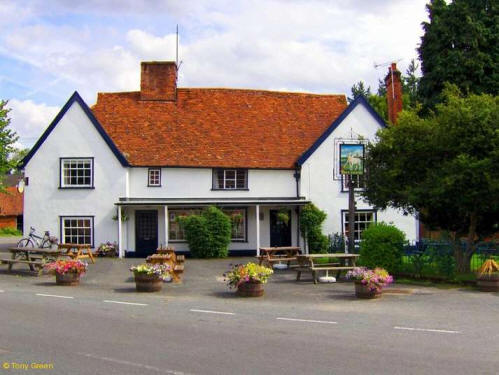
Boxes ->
[92,89,348,169]
[296,95,387,166]
[20,91,130,168]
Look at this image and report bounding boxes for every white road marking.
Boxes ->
[78,352,189,374]
[36,293,74,299]
[276,317,338,325]
[0,290,4,293]
[103,300,148,306]
[394,326,461,334]
[190,309,235,315]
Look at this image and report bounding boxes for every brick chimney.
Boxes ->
[140,61,177,101]
[384,62,403,125]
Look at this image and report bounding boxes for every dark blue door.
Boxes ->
[135,210,158,257]
[270,210,291,247]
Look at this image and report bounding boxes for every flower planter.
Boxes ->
[237,281,264,297]
[354,281,382,299]
[134,273,163,292]
[55,272,80,286]
[476,273,499,292]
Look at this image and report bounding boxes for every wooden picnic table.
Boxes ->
[58,243,95,264]
[2,247,64,275]
[256,247,301,268]
[295,253,360,284]
[146,247,185,282]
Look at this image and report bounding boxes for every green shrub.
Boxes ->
[359,222,406,273]
[299,203,328,253]
[203,206,232,258]
[0,227,22,236]
[328,233,346,252]
[177,206,231,258]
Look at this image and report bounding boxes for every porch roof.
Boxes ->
[116,197,310,207]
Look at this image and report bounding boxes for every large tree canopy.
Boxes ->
[418,0,499,110]
[363,86,499,272]
[0,100,19,189]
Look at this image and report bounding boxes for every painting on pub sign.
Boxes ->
[340,144,364,175]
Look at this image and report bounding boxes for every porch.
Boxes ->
[115,197,310,258]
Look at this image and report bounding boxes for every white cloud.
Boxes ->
[7,99,59,148]
[1,0,429,147]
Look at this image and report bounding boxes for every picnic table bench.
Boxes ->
[256,247,301,268]
[146,247,184,282]
[295,253,360,284]
[58,243,96,264]
[2,247,64,275]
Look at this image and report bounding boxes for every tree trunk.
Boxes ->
[454,212,478,274]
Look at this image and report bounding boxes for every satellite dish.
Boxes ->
[17,179,25,193]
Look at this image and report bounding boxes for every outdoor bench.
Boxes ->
[295,254,359,284]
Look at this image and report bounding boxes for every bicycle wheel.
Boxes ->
[41,239,54,249]
[17,238,34,248]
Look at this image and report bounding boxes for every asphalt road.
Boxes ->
[0,278,498,375]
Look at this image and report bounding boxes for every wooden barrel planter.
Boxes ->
[476,273,499,292]
[354,281,382,299]
[56,272,81,286]
[237,281,264,297]
[134,273,163,292]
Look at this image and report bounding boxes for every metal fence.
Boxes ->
[403,240,498,273]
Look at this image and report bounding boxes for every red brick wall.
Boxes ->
[140,62,177,101]
[0,216,16,229]
[385,63,403,125]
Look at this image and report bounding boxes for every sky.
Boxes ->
[0,0,429,149]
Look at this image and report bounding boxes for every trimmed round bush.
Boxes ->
[359,222,406,273]
[178,206,231,258]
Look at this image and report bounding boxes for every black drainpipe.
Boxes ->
[293,167,301,198]
[294,166,301,247]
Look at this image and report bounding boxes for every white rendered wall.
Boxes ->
[23,101,127,248]
[129,168,296,198]
[300,104,418,242]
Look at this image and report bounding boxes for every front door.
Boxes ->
[270,210,291,247]
[135,210,158,257]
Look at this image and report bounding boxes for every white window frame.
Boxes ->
[223,208,247,242]
[148,168,161,187]
[60,216,94,247]
[213,169,248,190]
[60,158,93,188]
[342,210,376,245]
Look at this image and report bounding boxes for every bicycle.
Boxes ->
[17,227,59,249]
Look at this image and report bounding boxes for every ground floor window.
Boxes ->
[223,208,247,242]
[342,210,376,244]
[168,207,247,242]
[60,216,94,246]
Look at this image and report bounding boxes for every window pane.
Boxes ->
[63,217,93,245]
[62,159,92,187]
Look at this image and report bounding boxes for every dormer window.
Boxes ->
[148,168,161,187]
[212,169,248,190]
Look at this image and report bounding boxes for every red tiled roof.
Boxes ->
[0,187,23,216]
[92,88,347,169]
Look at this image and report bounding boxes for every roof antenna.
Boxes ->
[176,24,183,71]
[374,59,402,99]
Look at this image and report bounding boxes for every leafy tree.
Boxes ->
[418,0,499,110]
[363,85,499,272]
[0,100,19,189]
[402,59,420,109]
[348,81,371,103]
[9,148,29,171]
[299,203,328,253]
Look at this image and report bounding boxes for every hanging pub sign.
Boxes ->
[339,143,364,175]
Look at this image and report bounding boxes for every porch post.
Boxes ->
[256,204,260,256]
[164,205,169,247]
[117,205,123,258]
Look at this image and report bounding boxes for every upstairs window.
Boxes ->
[148,168,161,187]
[341,174,366,192]
[212,169,248,190]
[60,158,93,188]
